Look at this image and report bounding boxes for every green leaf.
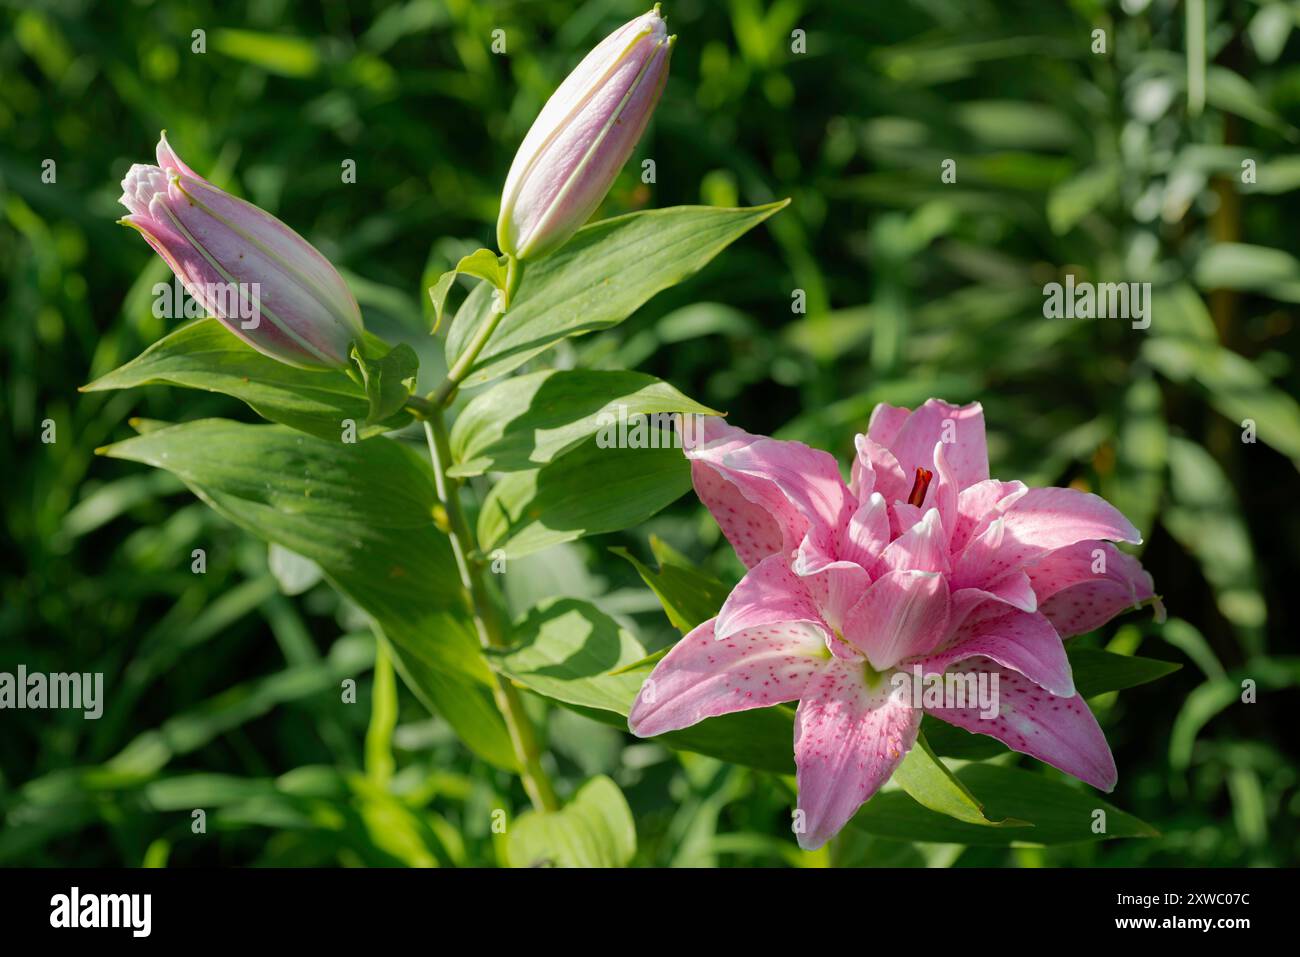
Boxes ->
[1170,657,1300,771]
[98,419,518,771]
[477,437,692,559]
[1143,336,1300,466]
[891,733,1026,827]
[1067,648,1181,697]
[449,369,719,477]
[427,248,511,334]
[506,775,636,867]
[1193,242,1300,303]
[852,764,1158,846]
[1161,438,1267,638]
[350,341,418,425]
[81,319,411,441]
[491,598,648,714]
[445,202,789,387]
[1205,66,1295,136]
[1099,371,1166,541]
[1248,5,1293,65]
[1046,164,1118,235]
[611,536,729,633]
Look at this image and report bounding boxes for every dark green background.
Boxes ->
[2,0,1298,866]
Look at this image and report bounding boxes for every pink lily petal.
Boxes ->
[853,433,909,506]
[155,130,209,183]
[685,418,853,567]
[949,479,1029,555]
[874,508,951,575]
[683,418,790,568]
[952,487,1141,589]
[720,437,855,559]
[791,547,873,639]
[843,569,951,670]
[911,607,1074,696]
[1027,541,1163,637]
[628,618,826,738]
[716,554,831,643]
[926,658,1117,791]
[866,402,911,447]
[838,491,890,569]
[948,571,1039,631]
[886,399,990,492]
[928,440,960,538]
[688,460,786,568]
[849,443,876,500]
[889,501,925,539]
[794,658,921,850]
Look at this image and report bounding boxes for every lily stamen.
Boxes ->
[906,467,934,507]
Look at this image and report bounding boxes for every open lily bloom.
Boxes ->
[629,399,1163,850]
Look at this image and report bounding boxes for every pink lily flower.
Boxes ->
[628,400,1163,850]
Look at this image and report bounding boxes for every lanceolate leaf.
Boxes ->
[82,319,412,441]
[1067,648,1181,696]
[427,248,510,333]
[610,538,729,633]
[1143,334,1300,465]
[852,764,1157,846]
[1100,372,1166,545]
[98,419,518,771]
[891,733,1026,828]
[506,775,636,868]
[1162,437,1266,638]
[445,201,789,387]
[449,369,719,477]
[477,437,692,559]
[490,597,647,714]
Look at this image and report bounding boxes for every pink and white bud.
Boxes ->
[497,6,675,261]
[118,132,364,369]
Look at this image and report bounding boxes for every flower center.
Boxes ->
[906,466,934,507]
[862,659,887,688]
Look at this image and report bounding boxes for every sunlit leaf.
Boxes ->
[445,202,788,387]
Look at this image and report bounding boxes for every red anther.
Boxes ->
[906,467,934,508]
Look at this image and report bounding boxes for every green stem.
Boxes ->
[421,412,559,813]
[425,257,521,409]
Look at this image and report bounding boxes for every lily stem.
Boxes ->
[421,412,559,813]
[427,304,507,408]
[422,256,520,410]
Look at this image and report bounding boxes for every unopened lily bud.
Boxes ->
[497,6,674,261]
[118,132,364,369]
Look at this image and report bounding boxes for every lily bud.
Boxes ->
[118,132,364,370]
[497,6,675,261]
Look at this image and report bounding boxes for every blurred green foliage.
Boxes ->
[2,0,1298,866]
